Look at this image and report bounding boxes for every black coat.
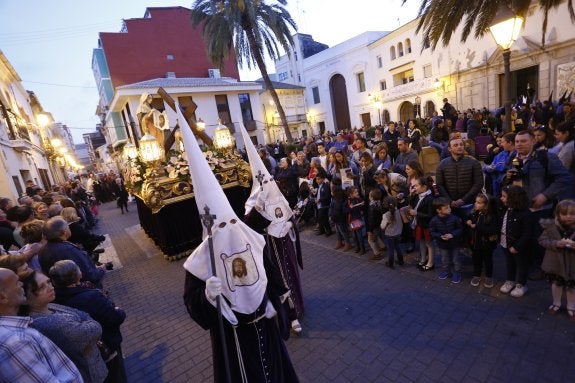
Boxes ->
[54,286,125,351]
[501,208,532,253]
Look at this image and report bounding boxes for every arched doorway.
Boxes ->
[425,101,436,118]
[329,74,351,132]
[382,109,390,124]
[399,101,414,123]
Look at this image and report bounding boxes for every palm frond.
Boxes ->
[407,0,574,50]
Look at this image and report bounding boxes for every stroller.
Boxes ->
[293,181,316,226]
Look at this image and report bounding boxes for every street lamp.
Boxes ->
[414,96,421,119]
[489,6,524,133]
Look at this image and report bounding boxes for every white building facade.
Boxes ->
[276,2,575,134]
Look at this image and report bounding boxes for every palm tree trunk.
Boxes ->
[245,29,293,143]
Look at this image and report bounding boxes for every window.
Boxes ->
[423,64,432,78]
[238,93,254,123]
[405,39,412,54]
[398,42,404,57]
[297,74,301,83]
[278,72,288,81]
[357,72,366,93]
[312,86,320,104]
[377,55,382,68]
[380,80,387,91]
[12,176,23,198]
[166,54,174,60]
[294,51,298,61]
[215,95,231,125]
[390,46,396,60]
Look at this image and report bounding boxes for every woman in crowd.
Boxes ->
[330,150,358,184]
[20,269,108,383]
[275,157,299,208]
[374,144,392,171]
[554,121,575,175]
[51,259,127,383]
[404,119,422,153]
[307,157,322,181]
[32,201,49,221]
[405,160,424,186]
[533,125,556,151]
[374,169,408,203]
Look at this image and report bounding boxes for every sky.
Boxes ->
[0,0,420,144]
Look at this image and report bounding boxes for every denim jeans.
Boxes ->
[335,223,351,244]
[438,247,461,273]
[383,235,403,266]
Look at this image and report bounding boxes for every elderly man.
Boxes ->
[38,216,106,288]
[0,268,83,382]
[393,138,419,176]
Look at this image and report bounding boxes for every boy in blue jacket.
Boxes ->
[430,197,464,283]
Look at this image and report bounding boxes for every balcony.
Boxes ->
[3,108,31,142]
[273,113,307,126]
[381,77,438,102]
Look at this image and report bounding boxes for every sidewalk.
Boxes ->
[97,201,575,382]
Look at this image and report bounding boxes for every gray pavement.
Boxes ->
[95,200,575,383]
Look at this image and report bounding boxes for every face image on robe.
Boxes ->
[221,244,261,291]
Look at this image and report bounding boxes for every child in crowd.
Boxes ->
[409,176,435,271]
[366,189,385,261]
[347,186,366,254]
[329,179,352,252]
[539,199,575,320]
[499,185,532,297]
[315,170,332,236]
[466,193,500,288]
[430,198,463,283]
[380,196,404,268]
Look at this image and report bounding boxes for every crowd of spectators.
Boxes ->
[0,171,128,382]
[253,95,575,319]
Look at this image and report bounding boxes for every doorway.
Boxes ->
[399,101,414,123]
[360,113,371,129]
[329,74,351,132]
[498,65,539,106]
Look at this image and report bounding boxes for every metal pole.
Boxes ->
[503,49,512,133]
[200,205,232,383]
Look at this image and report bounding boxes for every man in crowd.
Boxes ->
[38,216,107,288]
[0,268,83,382]
[333,133,349,154]
[436,137,484,214]
[351,137,372,166]
[505,130,574,279]
[317,142,328,171]
[393,138,419,176]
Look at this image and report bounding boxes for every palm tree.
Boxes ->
[405,0,574,50]
[191,0,297,142]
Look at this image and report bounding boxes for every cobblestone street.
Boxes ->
[96,200,575,382]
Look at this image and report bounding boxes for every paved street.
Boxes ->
[95,200,575,383]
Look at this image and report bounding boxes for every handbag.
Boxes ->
[349,218,364,231]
